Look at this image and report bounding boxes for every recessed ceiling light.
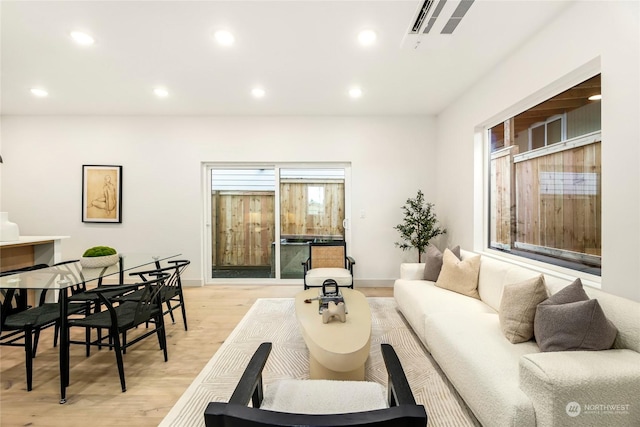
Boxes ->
[214,30,235,46]
[154,88,169,98]
[251,88,266,98]
[358,29,377,46]
[588,94,602,101]
[70,31,95,46]
[349,87,363,98]
[30,88,48,97]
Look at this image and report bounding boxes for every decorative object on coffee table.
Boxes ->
[322,301,346,324]
[394,189,446,262]
[80,245,119,268]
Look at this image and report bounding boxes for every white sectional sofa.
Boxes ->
[393,250,640,427]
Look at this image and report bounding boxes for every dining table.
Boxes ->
[0,252,180,403]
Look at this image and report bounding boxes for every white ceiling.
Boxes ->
[0,1,573,116]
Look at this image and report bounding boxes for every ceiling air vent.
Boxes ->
[409,0,435,34]
[401,0,475,49]
[441,0,475,34]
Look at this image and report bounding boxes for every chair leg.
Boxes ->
[85,327,92,357]
[111,328,126,392]
[166,300,176,324]
[25,326,33,391]
[178,294,188,331]
[33,327,41,357]
[156,315,168,362]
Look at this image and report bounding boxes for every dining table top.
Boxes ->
[0,253,181,290]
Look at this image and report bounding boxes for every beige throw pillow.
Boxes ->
[435,249,481,299]
[423,245,461,281]
[499,275,547,344]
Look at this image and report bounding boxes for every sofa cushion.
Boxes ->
[425,313,538,427]
[476,255,545,312]
[305,268,352,287]
[535,298,617,352]
[393,279,496,348]
[423,245,460,281]
[499,275,547,344]
[435,249,480,299]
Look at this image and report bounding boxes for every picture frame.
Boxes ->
[82,165,122,223]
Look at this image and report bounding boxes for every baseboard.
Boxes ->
[181,279,394,287]
[353,279,394,288]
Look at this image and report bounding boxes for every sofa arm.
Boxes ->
[519,350,640,426]
[400,263,425,280]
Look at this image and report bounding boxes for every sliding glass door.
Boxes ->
[205,164,349,283]
[279,168,345,279]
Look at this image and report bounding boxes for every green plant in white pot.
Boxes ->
[394,190,446,262]
[80,245,119,268]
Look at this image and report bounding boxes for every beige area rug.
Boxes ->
[159,297,480,427]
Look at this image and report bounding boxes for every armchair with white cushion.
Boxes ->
[302,241,355,290]
[204,342,427,427]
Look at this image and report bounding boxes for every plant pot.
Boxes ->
[80,253,120,268]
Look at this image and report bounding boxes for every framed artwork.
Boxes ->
[82,165,122,223]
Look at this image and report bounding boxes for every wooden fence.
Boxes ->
[280,182,344,237]
[491,140,601,257]
[212,182,344,267]
[212,192,275,267]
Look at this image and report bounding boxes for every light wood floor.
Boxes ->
[0,285,392,426]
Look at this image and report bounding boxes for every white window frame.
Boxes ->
[474,59,602,288]
[528,113,567,150]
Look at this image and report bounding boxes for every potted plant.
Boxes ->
[80,245,119,268]
[394,190,446,262]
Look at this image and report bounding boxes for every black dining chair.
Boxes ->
[0,264,84,391]
[126,259,191,330]
[67,273,170,392]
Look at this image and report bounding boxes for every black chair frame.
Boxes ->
[127,259,190,330]
[0,264,82,391]
[204,342,427,427]
[68,274,169,392]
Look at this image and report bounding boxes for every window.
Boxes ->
[488,74,601,275]
[307,186,325,215]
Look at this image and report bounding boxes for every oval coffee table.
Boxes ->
[294,288,371,381]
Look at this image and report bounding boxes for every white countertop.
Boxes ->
[0,236,69,247]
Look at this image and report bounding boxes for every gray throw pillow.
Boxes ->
[543,278,589,304]
[534,299,617,352]
[423,245,460,281]
[534,278,617,352]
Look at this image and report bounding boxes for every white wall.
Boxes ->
[0,115,436,285]
[435,1,640,301]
